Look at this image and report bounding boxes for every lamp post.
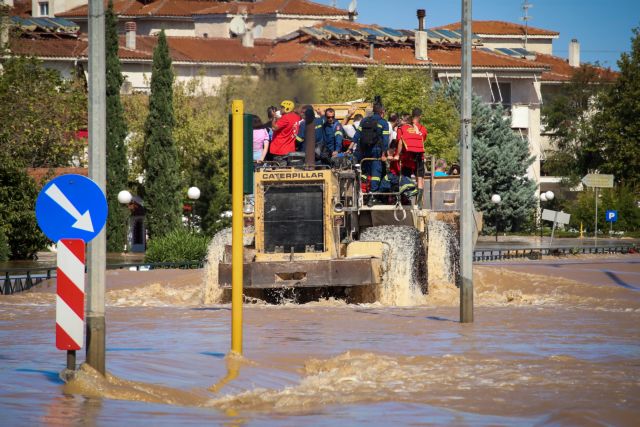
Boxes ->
[117,190,133,252]
[539,190,554,242]
[491,194,501,242]
[187,186,200,231]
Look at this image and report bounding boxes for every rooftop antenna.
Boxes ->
[521,0,532,51]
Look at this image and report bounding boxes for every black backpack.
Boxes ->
[358,117,380,150]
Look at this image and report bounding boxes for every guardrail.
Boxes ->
[473,245,635,262]
[1,261,204,295]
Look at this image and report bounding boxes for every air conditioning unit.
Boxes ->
[511,105,529,129]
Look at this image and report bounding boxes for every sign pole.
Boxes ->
[594,187,598,248]
[86,0,107,376]
[459,0,474,323]
[231,100,244,355]
[549,212,558,248]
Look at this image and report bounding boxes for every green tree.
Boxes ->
[0,154,49,259]
[105,0,129,252]
[362,67,459,163]
[590,27,640,188]
[447,80,536,231]
[0,56,87,167]
[142,30,182,238]
[566,185,640,233]
[542,65,608,182]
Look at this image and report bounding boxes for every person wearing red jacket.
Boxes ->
[396,108,427,201]
[268,100,300,160]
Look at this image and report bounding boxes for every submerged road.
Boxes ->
[478,258,640,291]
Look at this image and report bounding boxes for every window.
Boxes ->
[490,82,511,108]
[39,2,49,16]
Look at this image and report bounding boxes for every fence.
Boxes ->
[473,245,635,262]
[1,261,203,295]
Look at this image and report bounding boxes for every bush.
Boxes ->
[0,227,10,261]
[144,227,210,263]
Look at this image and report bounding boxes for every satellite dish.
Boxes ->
[252,24,264,39]
[348,0,357,13]
[229,15,246,36]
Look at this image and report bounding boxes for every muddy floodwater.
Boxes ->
[1,256,639,426]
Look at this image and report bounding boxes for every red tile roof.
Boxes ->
[435,20,559,37]
[267,38,546,69]
[58,0,350,18]
[8,32,549,70]
[534,53,618,82]
[9,0,32,17]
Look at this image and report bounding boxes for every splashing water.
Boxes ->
[360,226,427,306]
[202,227,254,304]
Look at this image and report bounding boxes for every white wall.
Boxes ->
[128,20,195,37]
[479,37,554,55]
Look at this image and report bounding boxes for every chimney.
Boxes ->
[569,38,580,67]
[0,16,10,49]
[242,31,254,48]
[367,34,375,60]
[414,9,428,61]
[125,21,136,50]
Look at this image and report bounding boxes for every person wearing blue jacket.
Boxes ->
[320,108,345,156]
[353,103,390,192]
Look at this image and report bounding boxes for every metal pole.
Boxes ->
[549,212,558,248]
[304,106,316,167]
[594,187,598,248]
[67,350,76,371]
[86,0,107,376]
[460,0,473,323]
[231,100,244,355]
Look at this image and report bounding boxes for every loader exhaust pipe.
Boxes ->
[304,106,316,167]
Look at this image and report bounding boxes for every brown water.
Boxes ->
[1,257,639,426]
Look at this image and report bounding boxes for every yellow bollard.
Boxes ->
[231,100,244,355]
[580,222,584,239]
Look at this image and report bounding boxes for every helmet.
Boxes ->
[280,100,294,113]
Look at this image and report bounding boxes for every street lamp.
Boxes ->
[187,186,200,231]
[491,194,501,242]
[117,190,133,205]
[539,190,554,241]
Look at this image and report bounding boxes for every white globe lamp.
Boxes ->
[491,194,501,204]
[187,186,201,200]
[545,190,555,201]
[540,193,547,202]
[118,190,132,204]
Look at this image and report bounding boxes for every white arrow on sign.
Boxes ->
[45,184,94,232]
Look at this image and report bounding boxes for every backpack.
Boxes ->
[358,117,380,150]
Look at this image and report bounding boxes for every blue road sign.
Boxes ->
[605,210,618,223]
[35,174,108,243]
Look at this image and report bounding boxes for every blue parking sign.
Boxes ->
[605,210,618,223]
[35,174,108,243]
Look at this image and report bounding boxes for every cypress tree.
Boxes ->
[143,30,182,238]
[105,0,129,252]
[447,80,536,231]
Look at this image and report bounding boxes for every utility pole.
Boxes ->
[86,0,107,375]
[460,0,474,323]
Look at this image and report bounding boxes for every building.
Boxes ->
[3,0,617,215]
[57,0,352,38]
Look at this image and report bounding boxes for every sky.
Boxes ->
[317,0,639,70]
